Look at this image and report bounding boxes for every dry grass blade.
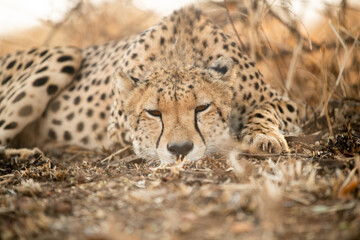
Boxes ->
[285,37,303,91]
[223,0,247,54]
[100,145,131,163]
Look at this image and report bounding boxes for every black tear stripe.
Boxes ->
[194,111,206,145]
[156,115,164,149]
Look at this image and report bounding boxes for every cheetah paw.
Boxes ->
[242,132,289,154]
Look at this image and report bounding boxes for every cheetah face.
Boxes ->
[115,57,234,163]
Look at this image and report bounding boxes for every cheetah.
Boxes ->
[0,7,300,163]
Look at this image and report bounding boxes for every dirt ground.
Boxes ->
[1,1,360,239]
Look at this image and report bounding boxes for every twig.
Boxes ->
[235,152,312,159]
[223,0,247,54]
[101,145,131,163]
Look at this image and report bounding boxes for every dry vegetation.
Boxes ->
[1,0,360,239]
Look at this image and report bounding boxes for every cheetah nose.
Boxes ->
[167,141,194,159]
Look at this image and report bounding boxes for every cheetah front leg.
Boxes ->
[238,99,301,154]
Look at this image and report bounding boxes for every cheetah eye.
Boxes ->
[195,104,211,113]
[146,109,162,117]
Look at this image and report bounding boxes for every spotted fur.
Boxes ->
[0,7,301,163]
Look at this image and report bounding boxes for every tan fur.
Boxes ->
[0,7,301,163]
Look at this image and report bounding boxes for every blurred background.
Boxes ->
[0,0,359,111]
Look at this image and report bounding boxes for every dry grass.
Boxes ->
[1,0,360,239]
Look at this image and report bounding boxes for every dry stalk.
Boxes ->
[321,45,334,140]
[223,0,247,54]
[285,37,303,91]
[265,2,315,51]
[258,24,286,92]
[101,145,132,163]
[321,20,352,115]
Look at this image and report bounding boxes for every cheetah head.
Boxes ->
[114,57,234,163]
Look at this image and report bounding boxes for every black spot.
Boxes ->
[61,66,75,74]
[12,91,26,103]
[47,85,58,95]
[278,105,284,114]
[86,109,93,117]
[28,48,37,54]
[160,37,165,45]
[81,137,89,144]
[99,112,106,119]
[77,122,84,132]
[6,60,16,69]
[242,75,247,82]
[202,40,208,48]
[48,129,57,139]
[50,101,61,112]
[286,104,295,112]
[58,55,73,62]
[2,75,12,85]
[254,113,264,119]
[131,53,138,59]
[64,131,72,141]
[223,44,229,50]
[74,96,81,105]
[69,86,76,92]
[188,85,194,89]
[24,60,34,69]
[130,76,139,83]
[104,76,110,84]
[33,76,49,86]
[92,123,98,130]
[39,50,48,57]
[157,88,163,93]
[0,120,4,127]
[41,54,52,63]
[87,96,93,102]
[231,57,239,64]
[52,119,62,125]
[35,66,48,74]
[254,82,259,90]
[260,95,264,102]
[66,113,74,120]
[100,93,106,100]
[4,122,17,130]
[244,63,249,68]
[18,105,33,117]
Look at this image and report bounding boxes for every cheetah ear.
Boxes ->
[207,56,233,80]
[113,69,138,94]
